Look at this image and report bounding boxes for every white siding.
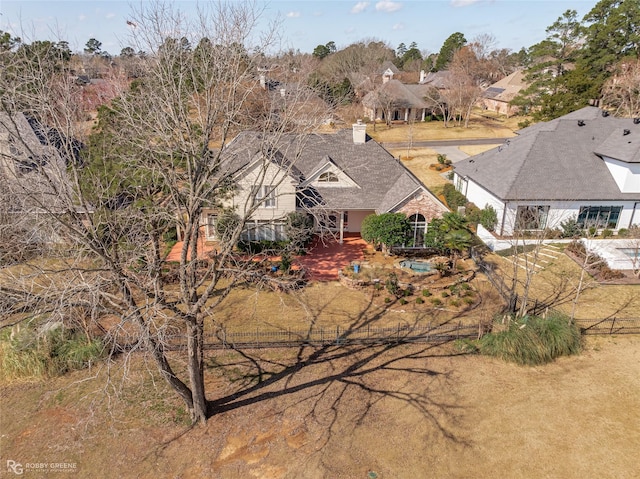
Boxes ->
[233,161,297,221]
[500,200,639,236]
[603,157,640,193]
[455,173,640,236]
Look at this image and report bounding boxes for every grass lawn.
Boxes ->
[1,335,638,478]
[367,112,519,143]
[209,261,501,334]
[484,245,640,320]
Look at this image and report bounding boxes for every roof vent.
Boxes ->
[634,118,640,124]
[602,110,610,117]
[577,120,585,126]
[623,129,631,136]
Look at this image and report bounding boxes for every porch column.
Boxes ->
[404,108,409,121]
[339,211,345,244]
[421,108,426,121]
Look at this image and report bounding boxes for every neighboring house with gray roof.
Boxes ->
[203,122,448,244]
[362,79,433,123]
[453,107,640,237]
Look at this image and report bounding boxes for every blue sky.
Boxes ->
[1,0,598,56]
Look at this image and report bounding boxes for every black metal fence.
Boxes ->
[166,322,481,350]
[575,318,640,335]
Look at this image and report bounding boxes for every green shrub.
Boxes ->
[385,272,400,296]
[384,297,392,303]
[399,298,407,305]
[431,298,442,306]
[403,289,411,297]
[478,314,582,366]
[422,289,431,297]
[441,291,449,298]
[450,299,460,307]
[560,217,583,238]
[442,183,467,211]
[464,297,475,305]
[1,325,105,380]
[617,228,629,237]
[361,213,411,250]
[416,297,424,304]
[602,228,613,238]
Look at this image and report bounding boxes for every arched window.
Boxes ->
[318,172,339,183]
[408,213,426,247]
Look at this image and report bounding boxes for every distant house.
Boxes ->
[361,68,454,123]
[0,112,81,243]
[203,122,448,245]
[362,79,437,123]
[481,70,527,116]
[453,107,640,237]
[419,70,451,90]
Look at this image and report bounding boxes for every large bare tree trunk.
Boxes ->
[0,1,329,424]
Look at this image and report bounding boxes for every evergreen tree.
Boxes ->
[435,32,466,71]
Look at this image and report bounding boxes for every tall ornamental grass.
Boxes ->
[479,313,582,365]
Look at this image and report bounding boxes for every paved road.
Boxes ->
[381,137,511,149]
[382,137,511,163]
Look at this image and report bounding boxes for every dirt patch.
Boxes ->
[1,336,638,478]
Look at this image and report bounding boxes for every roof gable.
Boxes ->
[303,156,360,189]
[221,129,438,212]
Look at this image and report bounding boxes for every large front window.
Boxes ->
[408,213,426,247]
[515,205,550,230]
[577,206,622,229]
[241,220,286,241]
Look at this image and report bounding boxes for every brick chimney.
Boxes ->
[352,119,366,144]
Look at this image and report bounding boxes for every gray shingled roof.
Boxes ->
[219,129,444,212]
[454,106,640,201]
[362,79,429,109]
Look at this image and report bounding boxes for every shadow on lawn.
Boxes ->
[204,291,472,447]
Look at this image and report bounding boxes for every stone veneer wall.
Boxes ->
[395,192,447,222]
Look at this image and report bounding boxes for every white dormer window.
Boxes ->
[318,172,339,183]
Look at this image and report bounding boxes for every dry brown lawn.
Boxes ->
[210,258,500,333]
[2,335,638,478]
[458,144,501,156]
[367,113,517,143]
[486,247,640,319]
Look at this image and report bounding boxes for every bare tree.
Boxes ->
[0,1,326,423]
[601,58,640,117]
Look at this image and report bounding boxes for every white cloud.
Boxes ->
[351,2,370,14]
[106,12,116,19]
[392,23,404,30]
[286,11,301,18]
[450,0,482,6]
[375,1,402,13]
[78,14,86,21]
